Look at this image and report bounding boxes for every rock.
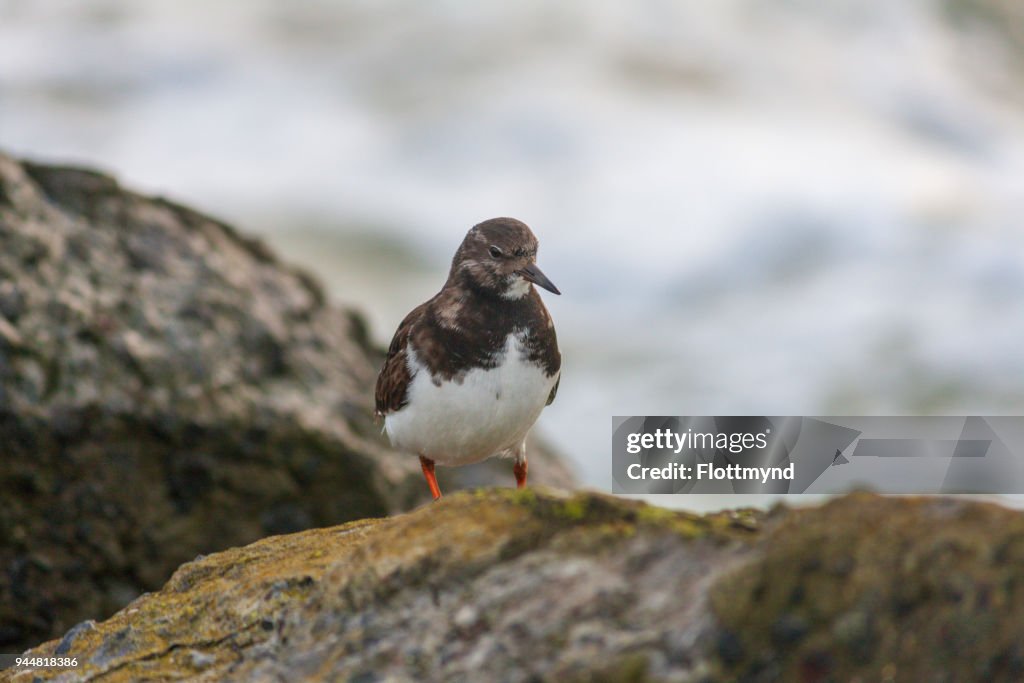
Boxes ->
[10,491,1024,682]
[711,492,1024,682]
[8,489,761,682]
[0,152,575,653]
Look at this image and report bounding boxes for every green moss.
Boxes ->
[557,496,588,520]
[633,501,764,542]
[508,487,539,506]
[633,503,676,524]
[566,653,652,683]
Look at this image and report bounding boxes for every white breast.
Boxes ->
[384,332,558,466]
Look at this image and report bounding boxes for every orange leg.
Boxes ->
[513,458,528,489]
[420,456,442,500]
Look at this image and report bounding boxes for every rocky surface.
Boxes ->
[0,152,574,653]
[5,489,762,682]
[7,490,1024,682]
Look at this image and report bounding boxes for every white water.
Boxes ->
[2,1,1023,508]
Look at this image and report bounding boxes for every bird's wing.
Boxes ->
[374,302,428,417]
[546,374,560,406]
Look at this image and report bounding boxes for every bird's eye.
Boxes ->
[489,246,503,258]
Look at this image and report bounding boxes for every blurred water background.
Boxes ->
[2,0,1022,510]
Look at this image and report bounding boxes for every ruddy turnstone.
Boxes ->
[375,217,561,499]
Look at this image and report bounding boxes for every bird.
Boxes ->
[375,217,561,500]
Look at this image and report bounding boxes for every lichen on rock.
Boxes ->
[6,489,760,683]
[8,488,1024,682]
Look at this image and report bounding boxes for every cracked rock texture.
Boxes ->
[0,152,574,653]
[9,490,1024,682]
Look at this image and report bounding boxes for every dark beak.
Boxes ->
[518,263,561,295]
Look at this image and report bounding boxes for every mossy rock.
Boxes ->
[9,490,1024,682]
[8,489,758,682]
[710,492,1024,682]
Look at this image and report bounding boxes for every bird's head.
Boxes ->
[448,217,560,299]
